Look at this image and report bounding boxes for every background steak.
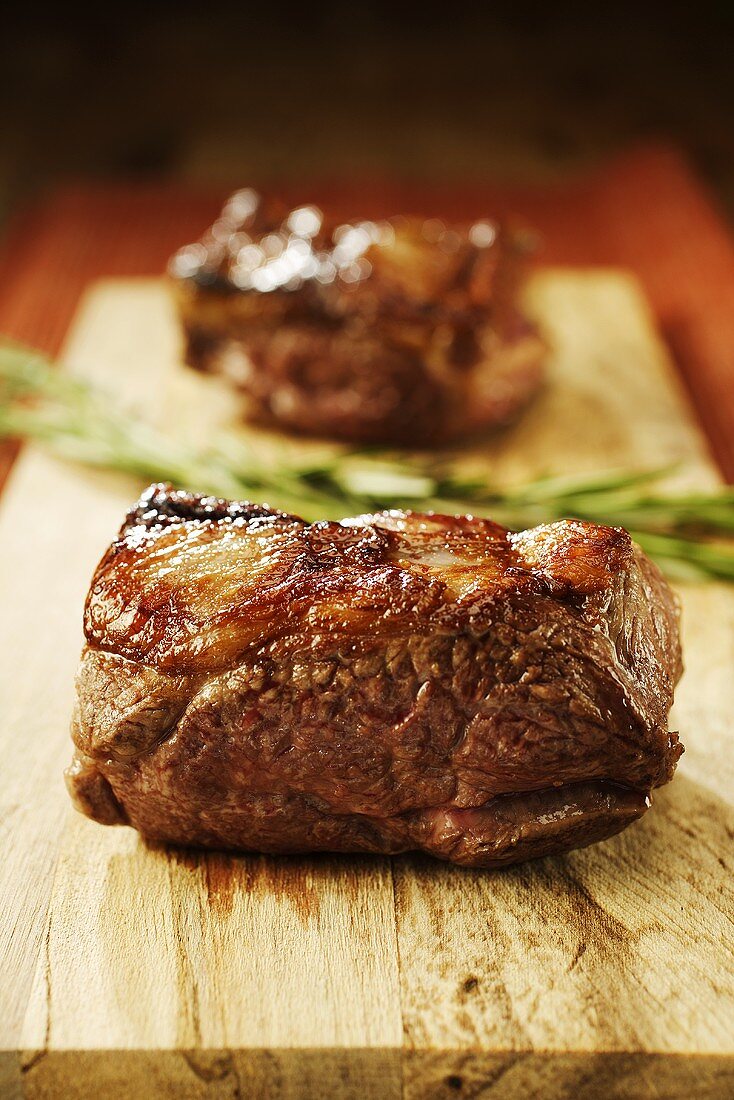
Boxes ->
[170,193,546,445]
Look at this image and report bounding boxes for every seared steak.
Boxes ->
[67,484,683,868]
[169,191,545,446]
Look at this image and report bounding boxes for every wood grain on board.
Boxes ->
[0,274,732,1099]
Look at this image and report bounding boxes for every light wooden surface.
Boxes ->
[1,274,733,1099]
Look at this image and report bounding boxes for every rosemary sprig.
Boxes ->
[2,339,734,581]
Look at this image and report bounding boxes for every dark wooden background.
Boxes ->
[1,6,734,223]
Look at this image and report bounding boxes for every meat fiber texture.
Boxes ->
[67,484,683,868]
[169,191,546,446]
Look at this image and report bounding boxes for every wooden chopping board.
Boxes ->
[1,272,733,1099]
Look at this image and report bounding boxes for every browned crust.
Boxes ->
[67,736,649,867]
[66,747,128,827]
[177,307,546,446]
[67,486,683,868]
[84,485,645,675]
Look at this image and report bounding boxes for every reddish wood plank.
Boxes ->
[1,144,733,483]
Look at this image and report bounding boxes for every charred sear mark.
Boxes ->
[123,482,296,532]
